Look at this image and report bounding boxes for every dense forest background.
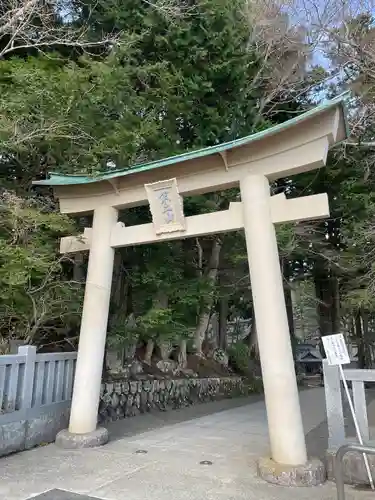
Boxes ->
[1,0,375,375]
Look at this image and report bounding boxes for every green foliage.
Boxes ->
[171,279,213,333]
[6,0,374,363]
[342,289,375,312]
[127,238,221,344]
[0,49,172,185]
[228,343,250,374]
[137,307,177,342]
[0,0,269,195]
[77,0,268,148]
[1,0,270,349]
[276,223,297,257]
[107,312,140,350]
[0,191,83,342]
[245,377,263,394]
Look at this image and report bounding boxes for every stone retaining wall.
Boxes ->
[0,376,245,457]
[98,377,244,424]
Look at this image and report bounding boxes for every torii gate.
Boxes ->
[34,95,348,485]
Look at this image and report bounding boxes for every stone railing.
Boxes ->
[323,360,375,484]
[0,346,77,457]
[323,360,373,448]
[99,376,245,423]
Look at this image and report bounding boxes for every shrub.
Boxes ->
[228,342,250,375]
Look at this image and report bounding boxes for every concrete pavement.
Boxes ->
[0,388,373,500]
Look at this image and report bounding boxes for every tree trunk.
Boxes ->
[314,263,328,336]
[331,275,341,335]
[218,295,228,350]
[159,341,172,361]
[285,285,295,337]
[355,311,366,368]
[154,290,169,361]
[248,316,259,358]
[144,339,154,365]
[314,260,341,338]
[178,338,187,368]
[206,312,218,348]
[194,238,222,355]
[353,308,373,369]
[360,310,372,368]
[112,251,126,309]
[282,259,295,337]
[314,263,333,336]
[73,253,85,282]
[195,312,211,354]
[106,251,128,372]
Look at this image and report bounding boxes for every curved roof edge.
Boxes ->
[33,93,350,187]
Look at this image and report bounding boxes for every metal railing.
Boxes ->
[335,444,375,500]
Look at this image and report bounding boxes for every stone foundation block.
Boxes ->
[55,427,109,449]
[257,456,326,487]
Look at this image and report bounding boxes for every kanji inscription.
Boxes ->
[145,178,186,234]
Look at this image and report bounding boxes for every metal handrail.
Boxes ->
[335,444,375,500]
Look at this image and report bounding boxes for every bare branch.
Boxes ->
[0,0,195,59]
[0,0,119,59]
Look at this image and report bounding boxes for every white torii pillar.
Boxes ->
[56,206,118,447]
[240,174,306,466]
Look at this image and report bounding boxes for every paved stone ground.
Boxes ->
[0,388,374,500]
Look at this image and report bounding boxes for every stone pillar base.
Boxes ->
[55,427,109,449]
[326,441,375,485]
[257,457,326,487]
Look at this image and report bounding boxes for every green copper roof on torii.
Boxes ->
[33,93,350,187]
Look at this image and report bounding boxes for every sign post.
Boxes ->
[322,334,374,489]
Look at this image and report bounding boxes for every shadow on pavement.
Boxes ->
[106,395,264,442]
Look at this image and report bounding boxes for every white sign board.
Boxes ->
[145,178,186,235]
[322,334,350,366]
